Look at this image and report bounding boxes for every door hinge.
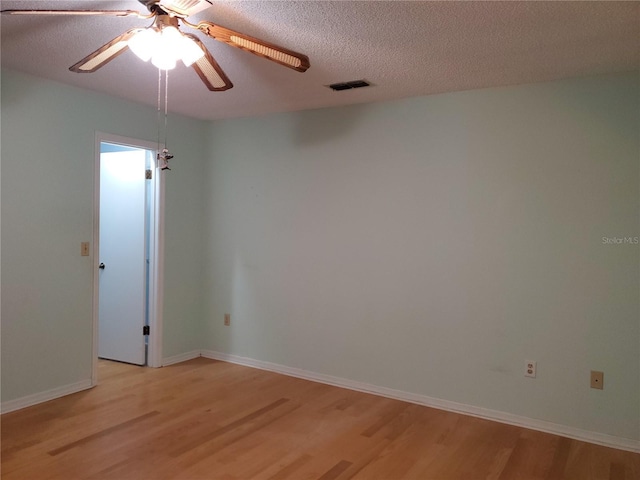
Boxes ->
[143,325,150,336]
[145,169,153,179]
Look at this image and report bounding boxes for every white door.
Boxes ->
[98,149,147,365]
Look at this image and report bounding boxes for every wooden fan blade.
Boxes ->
[0,9,150,18]
[69,29,141,73]
[186,35,233,91]
[192,20,310,72]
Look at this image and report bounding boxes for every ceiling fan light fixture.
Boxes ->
[156,25,182,62]
[128,28,159,62]
[179,35,205,67]
[151,49,177,70]
[129,26,202,69]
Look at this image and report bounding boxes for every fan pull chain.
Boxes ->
[157,68,162,155]
[164,68,169,153]
[157,68,172,171]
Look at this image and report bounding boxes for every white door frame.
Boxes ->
[92,132,165,383]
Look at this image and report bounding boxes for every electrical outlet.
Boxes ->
[525,360,537,378]
[590,370,604,390]
[81,242,90,256]
[224,314,230,326]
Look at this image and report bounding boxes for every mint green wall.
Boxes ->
[2,69,638,442]
[203,73,639,440]
[1,70,206,401]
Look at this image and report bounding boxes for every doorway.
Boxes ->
[92,133,164,383]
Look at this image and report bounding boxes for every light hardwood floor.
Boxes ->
[2,358,638,479]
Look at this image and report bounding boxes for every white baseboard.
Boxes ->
[162,350,202,366]
[1,379,93,414]
[4,351,637,453]
[200,349,640,453]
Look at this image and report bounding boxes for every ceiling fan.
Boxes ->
[1,0,311,91]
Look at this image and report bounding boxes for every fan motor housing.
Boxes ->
[139,0,214,17]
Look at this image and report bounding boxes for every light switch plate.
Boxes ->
[81,242,90,256]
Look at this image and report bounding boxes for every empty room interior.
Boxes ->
[1,1,639,479]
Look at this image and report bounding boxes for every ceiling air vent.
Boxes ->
[328,79,371,91]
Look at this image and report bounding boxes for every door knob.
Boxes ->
[99,263,106,270]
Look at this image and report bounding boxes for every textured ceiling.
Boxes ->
[1,1,638,120]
